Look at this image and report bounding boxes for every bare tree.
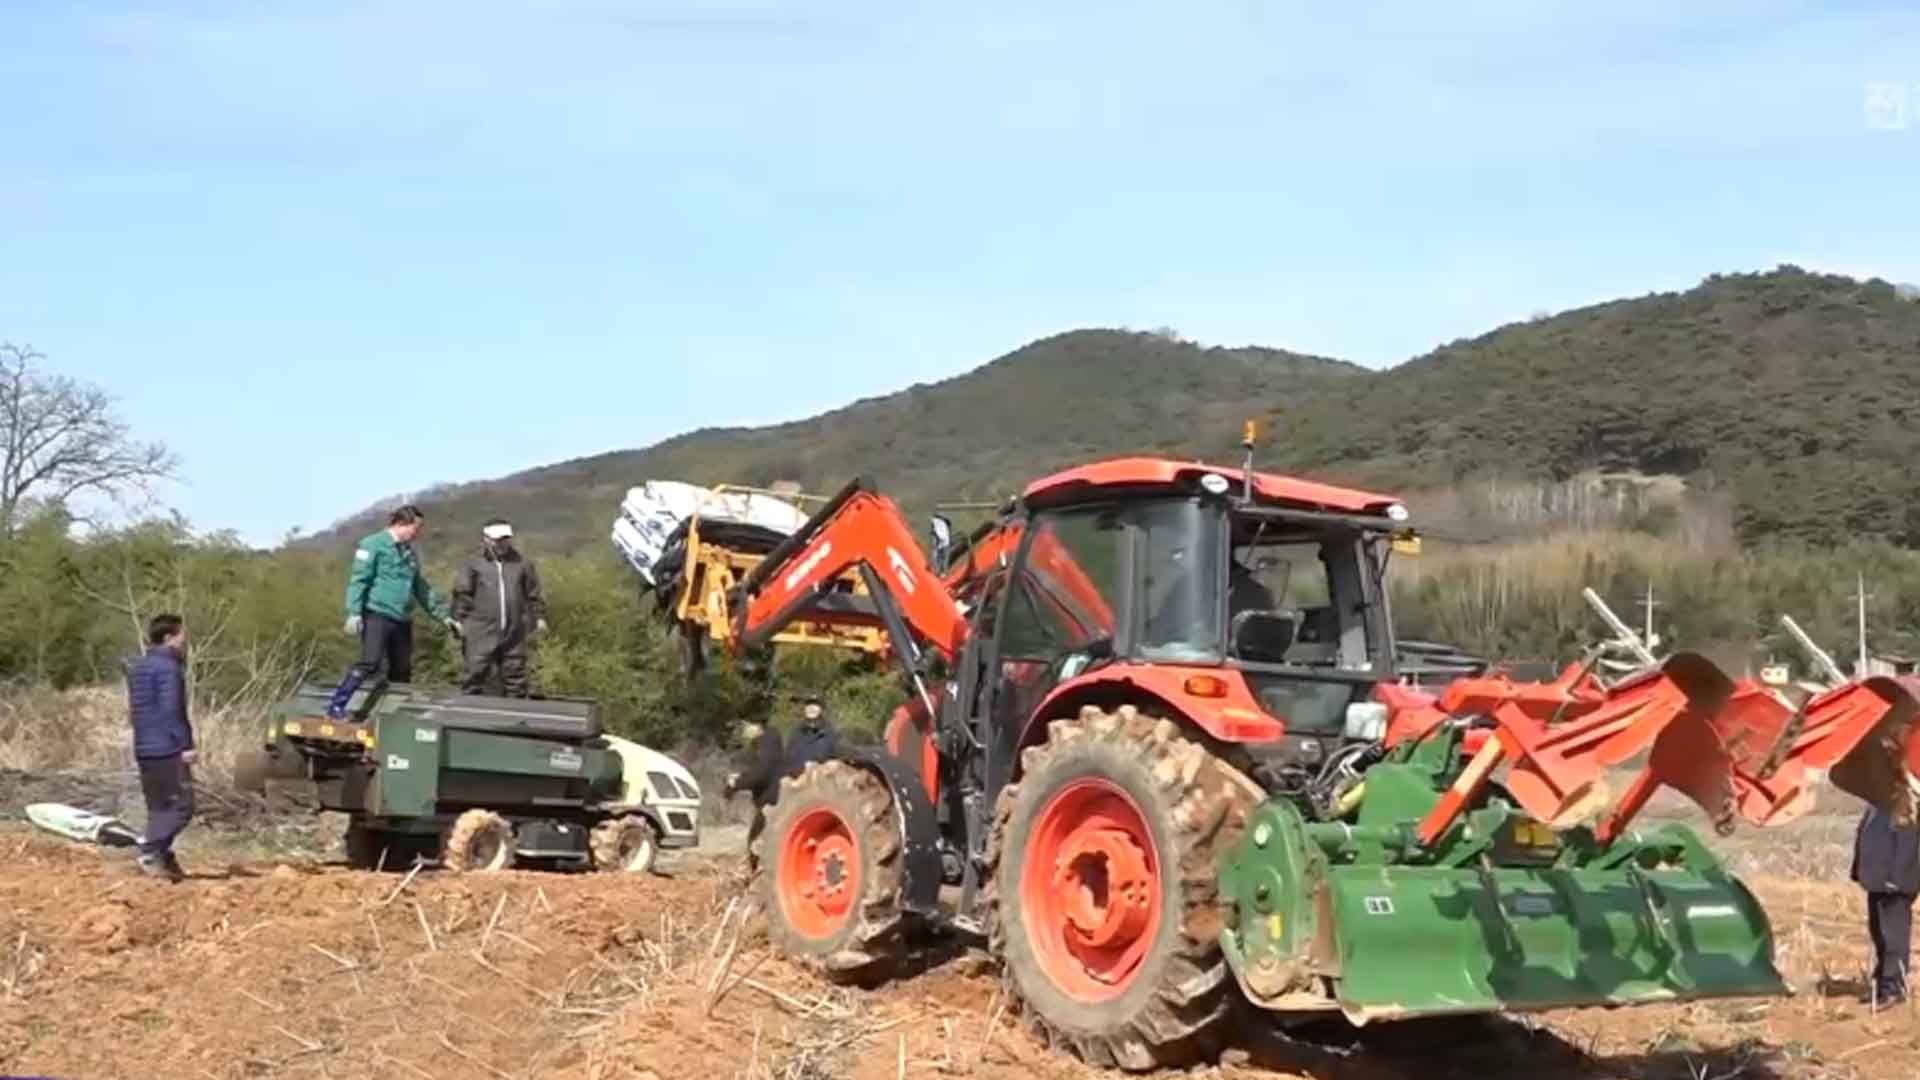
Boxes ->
[0,342,176,536]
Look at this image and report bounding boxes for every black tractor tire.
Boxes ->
[344,826,435,871]
[985,705,1261,1072]
[442,809,516,873]
[754,760,906,977]
[590,814,660,874]
[344,824,392,871]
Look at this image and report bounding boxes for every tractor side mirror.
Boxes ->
[929,515,954,575]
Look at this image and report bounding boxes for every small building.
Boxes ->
[1860,653,1917,677]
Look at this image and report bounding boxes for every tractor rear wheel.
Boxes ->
[986,705,1260,1072]
[755,761,905,976]
[443,809,516,873]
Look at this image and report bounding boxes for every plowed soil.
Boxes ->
[0,829,1914,1080]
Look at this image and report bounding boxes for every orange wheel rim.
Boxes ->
[1020,778,1162,1002]
[777,807,862,940]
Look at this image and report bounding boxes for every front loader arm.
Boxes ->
[732,477,971,663]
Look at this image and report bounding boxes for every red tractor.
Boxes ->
[715,454,1906,1071]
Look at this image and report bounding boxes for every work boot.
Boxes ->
[136,853,183,882]
[1869,982,1909,1009]
[324,670,366,721]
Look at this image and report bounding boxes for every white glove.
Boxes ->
[444,617,464,639]
[344,615,363,636]
[535,618,549,635]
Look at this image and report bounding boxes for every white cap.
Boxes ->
[482,522,514,540]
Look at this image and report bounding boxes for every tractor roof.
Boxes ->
[1022,457,1403,516]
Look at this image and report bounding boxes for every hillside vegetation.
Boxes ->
[312,332,1356,555]
[311,268,1920,558]
[13,266,1920,759]
[1276,268,1920,545]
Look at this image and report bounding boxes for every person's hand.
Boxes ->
[444,617,463,639]
[535,618,549,635]
[344,615,363,636]
[180,749,198,767]
[724,771,741,792]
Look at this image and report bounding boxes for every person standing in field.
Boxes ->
[726,719,785,870]
[1852,801,1920,1007]
[323,504,460,720]
[450,518,548,697]
[128,613,194,882]
[784,694,838,777]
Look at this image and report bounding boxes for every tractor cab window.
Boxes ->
[1227,521,1383,674]
[1226,519,1391,736]
[1134,500,1225,663]
[997,498,1228,668]
[1227,541,1335,666]
[997,507,1123,663]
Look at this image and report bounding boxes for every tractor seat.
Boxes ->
[1231,609,1300,664]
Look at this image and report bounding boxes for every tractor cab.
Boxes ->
[972,458,1409,781]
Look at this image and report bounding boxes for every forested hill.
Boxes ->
[1272,268,1920,545]
[305,332,1361,551]
[307,267,1920,555]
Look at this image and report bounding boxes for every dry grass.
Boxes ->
[0,682,270,786]
[1405,473,1734,550]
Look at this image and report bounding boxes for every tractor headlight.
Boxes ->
[1343,703,1388,742]
[1384,503,1410,523]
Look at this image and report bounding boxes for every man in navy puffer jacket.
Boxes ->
[127,613,195,881]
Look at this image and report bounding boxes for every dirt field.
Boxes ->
[1,813,1915,1080]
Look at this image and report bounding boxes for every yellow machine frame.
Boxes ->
[670,485,887,657]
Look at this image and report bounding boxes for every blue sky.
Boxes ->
[4,1,1918,546]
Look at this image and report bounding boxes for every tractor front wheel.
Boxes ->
[443,809,516,873]
[986,705,1259,1071]
[755,761,905,976]
[591,814,659,874]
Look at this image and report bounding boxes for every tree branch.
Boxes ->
[0,343,175,535]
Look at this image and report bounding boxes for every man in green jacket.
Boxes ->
[323,504,460,720]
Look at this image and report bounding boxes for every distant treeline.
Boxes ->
[3,502,1915,753]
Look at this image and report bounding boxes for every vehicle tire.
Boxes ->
[755,760,905,976]
[985,705,1261,1072]
[442,809,516,873]
[344,824,393,870]
[590,814,659,874]
[347,826,434,871]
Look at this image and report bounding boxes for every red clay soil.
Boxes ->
[0,832,1914,1080]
